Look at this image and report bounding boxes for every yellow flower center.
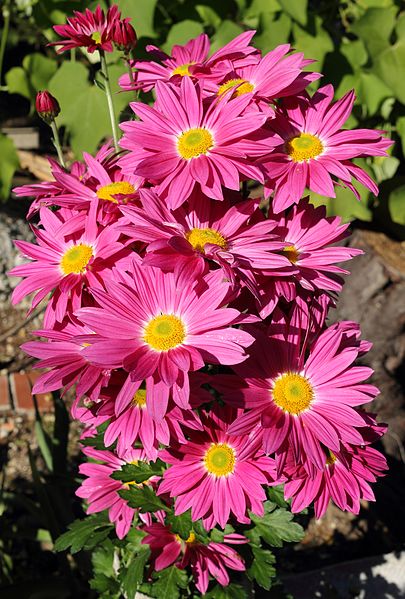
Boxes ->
[143,314,186,351]
[204,443,236,477]
[96,181,136,204]
[272,372,314,415]
[285,133,324,162]
[60,244,93,275]
[177,128,214,160]
[218,78,255,97]
[91,31,102,44]
[283,244,300,264]
[186,227,227,253]
[175,531,196,544]
[172,62,195,77]
[131,389,147,408]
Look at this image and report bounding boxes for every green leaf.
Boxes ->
[396,115,405,155]
[119,485,169,513]
[204,583,247,598]
[5,53,58,102]
[34,418,53,472]
[351,7,397,58]
[111,461,163,484]
[121,546,150,598]
[163,20,204,52]
[374,41,405,104]
[0,134,19,202]
[292,16,333,70]
[278,0,307,26]
[151,565,188,599]
[54,513,113,554]
[166,510,193,540]
[195,6,221,29]
[357,72,392,116]
[310,181,372,223]
[114,0,158,39]
[388,184,405,225]
[340,39,368,70]
[80,420,110,449]
[267,485,288,508]
[5,67,32,100]
[248,546,276,590]
[395,11,405,39]
[209,21,244,54]
[255,13,291,52]
[248,506,304,548]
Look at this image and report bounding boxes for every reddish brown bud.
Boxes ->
[35,90,60,122]
[112,19,137,54]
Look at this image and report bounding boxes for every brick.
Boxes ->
[27,371,53,413]
[10,373,34,412]
[0,375,11,410]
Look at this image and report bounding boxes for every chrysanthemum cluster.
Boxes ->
[11,5,391,595]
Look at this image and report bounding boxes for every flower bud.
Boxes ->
[112,19,137,54]
[35,90,61,123]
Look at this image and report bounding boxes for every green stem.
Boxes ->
[0,0,11,87]
[125,56,139,103]
[50,119,66,168]
[99,49,119,152]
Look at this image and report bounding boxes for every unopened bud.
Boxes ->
[36,90,61,123]
[112,19,137,54]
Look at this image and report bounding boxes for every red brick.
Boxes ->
[0,375,11,410]
[10,372,35,413]
[27,371,53,412]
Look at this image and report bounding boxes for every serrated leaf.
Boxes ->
[151,565,188,599]
[0,133,19,202]
[278,0,307,26]
[388,184,405,225]
[111,461,163,484]
[267,485,288,508]
[166,510,193,540]
[119,485,168,513]
[204,583,247,598]
[248,507,304,548]
[248,546,276,590]
[54,513,113,554]
[121,546,150,599]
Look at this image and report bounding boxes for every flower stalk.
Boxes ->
[99,49,120,152]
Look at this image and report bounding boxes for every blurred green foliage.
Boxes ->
[0,0,404,235]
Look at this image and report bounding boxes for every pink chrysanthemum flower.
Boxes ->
[9,206,130,326]
[206,44,319,114]
[158,407,279,529]
[76,447,158,539]
[51,5,123,54]
[119,31,258,92]
[21,320,109,402]
[119,77,278,206]
[77,261,254,420]
[256,197,362,318]
[218,316,379,474]
[142,522,247,594]
[120,189,292,294]
[283,442,388,518]
[262,84,392,212]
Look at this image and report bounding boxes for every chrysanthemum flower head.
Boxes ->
[119,76,278,206]
[51,5,123,54]
[142,521,247,594]
[158,407,279,529]
[262,84,393,212]
[77,261,254,421]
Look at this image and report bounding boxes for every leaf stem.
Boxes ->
[99,49,119,152]
[50,118,66,168]
[0,0,11,87]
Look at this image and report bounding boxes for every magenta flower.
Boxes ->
[218,317,379,474]
[51,5,123,54]
[119,76,278,205]
[21,320,109,402]
[76,261,254,420]
[262,84,392,212]
[76,447,158,539]
[158,407,279,529]
[119,31,258,92]
[35,90,60,122]
[283,442,388,518]
[120,189,292,294]
[142,522,247,594]
[9,206,130,326]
